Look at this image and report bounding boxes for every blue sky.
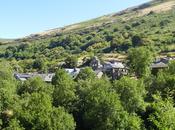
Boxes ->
[0,0,150,38]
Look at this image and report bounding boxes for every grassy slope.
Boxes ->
[1,0,175,61]
[0,38,14,43]
[1,0,174,42]
[31,0,174,37]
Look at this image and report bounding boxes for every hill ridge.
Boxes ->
[23,0,175,40]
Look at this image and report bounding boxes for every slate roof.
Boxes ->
[14,73,55,82]
[36,73,55,82]
[103,61,125,69]
[14,73,32,81]
[151,62,168,69]
[65,68,81,78]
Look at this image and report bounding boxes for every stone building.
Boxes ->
[89,56,103,70]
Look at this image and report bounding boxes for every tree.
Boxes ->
[0,63,19,129]
[17,44,29,51]
[64,56,78,68]
[132,34,143,47]
[17,77,53,96]
[113,76,146,113]
[147,96,175,130]
[84,83,142,130]
[160,19,170,27]
[0,80,18,129]
[33,58,45,70]
[110,37,123,49]
[127,47,154,77]
[0,80,17,110]
[151,61,175,98]
[151,70,175,99]
[52,69,77,111]
[50,107,76,130]
[75,67,96,81]
[0,62,14,81]
[165,60,175,75]
[16,92,76,130]
[5,46,17,58]
[3,119,24,130]
[76,78,142,130]
[125,24,131,30]
[16,92,52,130]
[0,62,17,114]
[132,21,141,27]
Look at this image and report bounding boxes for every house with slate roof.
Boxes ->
[151,58,169,75]
[14,73,55,82]
[103,61,128,80]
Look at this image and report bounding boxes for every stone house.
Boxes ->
[103,61,128,80]
[89,56,103,70]
[151,59,169,75]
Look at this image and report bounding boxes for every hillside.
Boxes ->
[23,0,175,39]
[2,1,175,130]
[0,38,14,44]
[1,0,175,72]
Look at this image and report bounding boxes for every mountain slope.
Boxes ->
[23,0,175,39]
[1,0,175,72]
[1,0,174,41]
[0,38,14,44]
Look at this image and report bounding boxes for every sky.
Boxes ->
[0,0,150,38]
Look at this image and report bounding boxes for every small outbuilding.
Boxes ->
[14,73,55,82]
[151,61,168,75]
[65,68,81,78]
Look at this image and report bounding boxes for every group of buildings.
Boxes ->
[14,56,174,82]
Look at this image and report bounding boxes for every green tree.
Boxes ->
[52,69,77,111]
[17,44,29,51]
[0,62,14,81]
[64,56,78,68]
[76,67,96,81]
[16,92,76,130]
[77,78,142,130]
[0,63,18,127]
[113,76,146,113]
[165,60,175,75]
[5,46,17,58]
[50,107,76,130]
[0,80,18,129]
[151,70,175,99]
[16,92,52,130]
[147,96,175,130]
[3,119,24,130]
[84,85,142,130]
[0,80,17,110]
[110,37,123,49]
[132,34,143,47]
[18,77,53,96]
[127,47,154,77]
[33,58,45,70]
[151,61,175,98]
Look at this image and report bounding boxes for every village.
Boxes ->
[14,56,174,82]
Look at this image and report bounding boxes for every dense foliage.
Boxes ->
[1,1,175,129]
[0,53,175,129]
